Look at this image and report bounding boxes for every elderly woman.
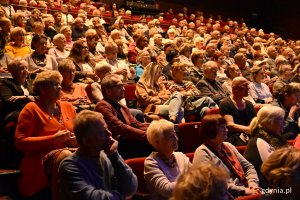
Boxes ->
[12,12,26,28]
[261,147,300,200]
[248,66,273,104]
[60,25,73,51]
[0,17,11,69]
[0,58,34,123]
[128,34,150,64]
[134,49,152,81]
[5,27,31,59]
[14,71,77,199]
[94,23,108,45]
[144,119,191,200]
[48,33,70,62]
[271,83,300,140]
[68,38,98,83]
[136,62,184,124]
[193,114,260,198]
[171,163,232,200]
[24,34,58,73]
[244,105,289,188]
[187,50,205,85]
[58,59,91,109]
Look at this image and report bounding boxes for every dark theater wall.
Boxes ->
[155,0,300,40]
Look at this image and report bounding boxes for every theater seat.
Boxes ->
[177,122,203,153]
[124,83,137,108]
[236,145,247,155]
[205,107,220,115]
[85,84,95,103]
[125,157,149,198]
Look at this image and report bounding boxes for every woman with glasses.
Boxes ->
[244,105,289,188]
[5,27,31,59]
[193,114,260,198]
[24,34,58,73]
[14,71,77,200]
[67,38,98,83]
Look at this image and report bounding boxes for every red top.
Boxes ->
[14,100,76,196]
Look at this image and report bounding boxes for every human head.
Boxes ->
[0,17,11,34]
[146,119,177,154]
[191,50,205,68]
[73,110,112,153]
[179,43,193,58]
[203,61,218,81]
[94,62,111,80]
[224,64,241,80]
[234,53,246,69]
[12,12,26,27]
[58,59,76,84]
[136,35,149,50]
[171,163,229,200]
[205,43,216,57]
[32,70,62,98]
[261,146,300,199]
[250,65,264,82]
[278,63,293,81]
[139,62,163,88]
[201,114,227,141]
[60,25,72,39]
[74,17,84,29]
[277,82,300,106]
[53,33,66,50]
[85,29,99,50]
[7,58,28,84]
[31,34,48,54]
[101,73,124,102]
[231,77,249,98]
[171,61,187,81]
[69,38,90,61]
[136,50,151,66]
[250,105,285,136]
[104,41,118,61]
[10,27,26,43]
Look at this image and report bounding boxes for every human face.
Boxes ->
[14,31,25,45]
[61,64,76,84]
[87,35,99,49]
[75,19,84,29]
[34,38,48,54]
[154,35,162,46]
[80,42,90,58]
[204,64,218,81]
[105,48,118,61]
[237,80,249,97]
[172,66,186,82]
[210,124,228,144]
[283,65,294,80]
[285,92,300,108]
[13,61,28,84]
[54,37,66,50]
[157,127,178,156]
[254,70,265,83]
[44,80,62,100]
[84,118,112,155]
[140,52,151,66]
[264,116,285,135]
[107,80,125,101]
[230,66,241,79]
[63,28,72,39]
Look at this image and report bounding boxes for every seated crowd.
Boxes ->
[1,1,300,200]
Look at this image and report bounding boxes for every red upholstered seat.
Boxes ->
[125,157,149,197]
[177,122,203,153]
[124,83,137,108]
[85,84,95,103]
[236,145,247,155]
[205,107,220,115]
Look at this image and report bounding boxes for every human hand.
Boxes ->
[129,67,136,75]
[115,68,127,76]
[86,71,98,81]
[244,187,261,195]
[54,130,71,143]
[104,136,118,155]
[8,96,26,102]
[289,104,300,119]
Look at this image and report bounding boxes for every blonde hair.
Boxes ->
[32,71,62,95]
[261,146,300,189]
[138,62,163,89]
[171,163,228,200]
[146,119,174,149]
[10,27,26,41]
[58,59,75,72]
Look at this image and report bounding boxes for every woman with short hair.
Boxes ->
[144,119,191,200]
[15,70,77,199]
[193,114,260,198]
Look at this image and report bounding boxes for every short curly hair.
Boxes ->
[32,70,62,95]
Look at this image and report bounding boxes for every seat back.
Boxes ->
[85,84,95,103]
[235,194,262,200]
[125,157,149,195]
[177,122,203,153]
[124,83,137,108]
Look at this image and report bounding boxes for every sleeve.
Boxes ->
[248,83,259,100]
[95,102,147,142]
[14,104,57,152]
[226,143,259,188]
[256,138,274,162]
[144,157,176,198]
[59,158,123,200]
[192,146,213,165]
[107,151,138,196]
[4,45,14,59]
[90,83,103,101]
[197,81,224,103]
[135,82,161,107]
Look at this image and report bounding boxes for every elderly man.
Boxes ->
[196,61,229,105]
[94,74,152,158]
[71,17,88,41]
[234,53,251,80]
[59,110,138,200]
[219,77,256,145]
[85,29,104,63]
[272,63,294,96]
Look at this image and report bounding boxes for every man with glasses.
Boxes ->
[94,74,152,159]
